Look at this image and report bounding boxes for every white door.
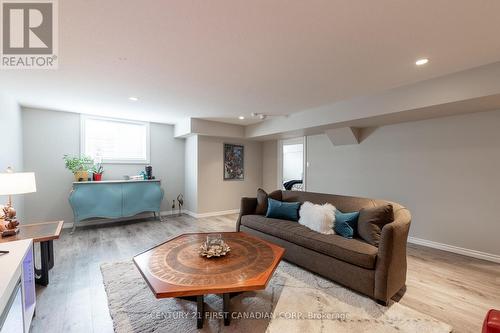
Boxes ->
[278,137,306,191]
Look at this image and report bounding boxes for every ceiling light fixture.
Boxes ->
[128,97,139,102]
[238,116,245,120]
[415,58,429,66]
[251,112,268,120]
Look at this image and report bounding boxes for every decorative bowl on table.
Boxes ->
[199,234,231,258]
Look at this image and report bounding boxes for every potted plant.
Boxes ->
[63,155,94,181]
[92,163,104,181]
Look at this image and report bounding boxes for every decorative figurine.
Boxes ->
[2,206,18,228]
[1,206,20,237]
[176,194,184,216]
[199,234,231,258]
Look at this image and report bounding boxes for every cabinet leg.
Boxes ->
[71,216,77,234]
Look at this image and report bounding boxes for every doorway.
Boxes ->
[278,137,306,191]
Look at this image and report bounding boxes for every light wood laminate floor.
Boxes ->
[30,214,500,333]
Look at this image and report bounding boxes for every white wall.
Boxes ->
[0,94,24,221]
[196,136,263,214]
[22,108,185,225]
[184,135,198,212]
[262,140,278,191]
[306,109,500,256]
[20,108,262,223]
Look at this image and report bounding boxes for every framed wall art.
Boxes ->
[223,143,244,180]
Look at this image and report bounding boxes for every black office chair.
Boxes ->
[283,179,303,191]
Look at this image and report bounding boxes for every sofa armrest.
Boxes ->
[236,197,258,231]
[374,208,411,303]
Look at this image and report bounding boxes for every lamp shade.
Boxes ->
[0,172,37,195]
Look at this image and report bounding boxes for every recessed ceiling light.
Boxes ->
[415,58,429,66]
[238,116,245,120]
[128,97,139,102]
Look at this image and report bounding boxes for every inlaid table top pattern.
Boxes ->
[133,232,285,298]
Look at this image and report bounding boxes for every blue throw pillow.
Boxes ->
[334,210,360,239]
[266,198,301,221]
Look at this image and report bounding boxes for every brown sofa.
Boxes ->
[236,190,411,305]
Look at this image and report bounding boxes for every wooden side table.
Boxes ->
[0,221,63,286]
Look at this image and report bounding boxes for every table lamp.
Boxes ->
[0,167,37,228]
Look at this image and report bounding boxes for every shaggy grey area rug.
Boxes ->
[100,261,452,333]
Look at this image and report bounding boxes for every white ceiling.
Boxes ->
[2,0,500,125]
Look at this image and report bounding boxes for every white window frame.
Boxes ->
[80,114,151,164]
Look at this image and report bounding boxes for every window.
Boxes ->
[81,115,150,164]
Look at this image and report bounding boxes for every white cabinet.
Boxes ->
[0,239,36,333]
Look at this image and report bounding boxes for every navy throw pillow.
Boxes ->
[334,210,360,239]
[266,198,301,221]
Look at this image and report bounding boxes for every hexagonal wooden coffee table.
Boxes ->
[133,232,285,328]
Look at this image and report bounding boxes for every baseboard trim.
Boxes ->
[62,210,179,229]
[183,209,240,219]
[62,209,240,228]
[408,236,500,264]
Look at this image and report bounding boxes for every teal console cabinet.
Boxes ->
[69,180,164,231]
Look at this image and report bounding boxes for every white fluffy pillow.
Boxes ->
[298,201,336,234]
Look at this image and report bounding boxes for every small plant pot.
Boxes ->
[74,171,88,182]
[93,173,102,181]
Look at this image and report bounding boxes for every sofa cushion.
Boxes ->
[334,210,360,239]
[241,215,378,269]
[255,189,282,215]
[298,201,336,234]
[266,198,301,221]
[358,204,394,247]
